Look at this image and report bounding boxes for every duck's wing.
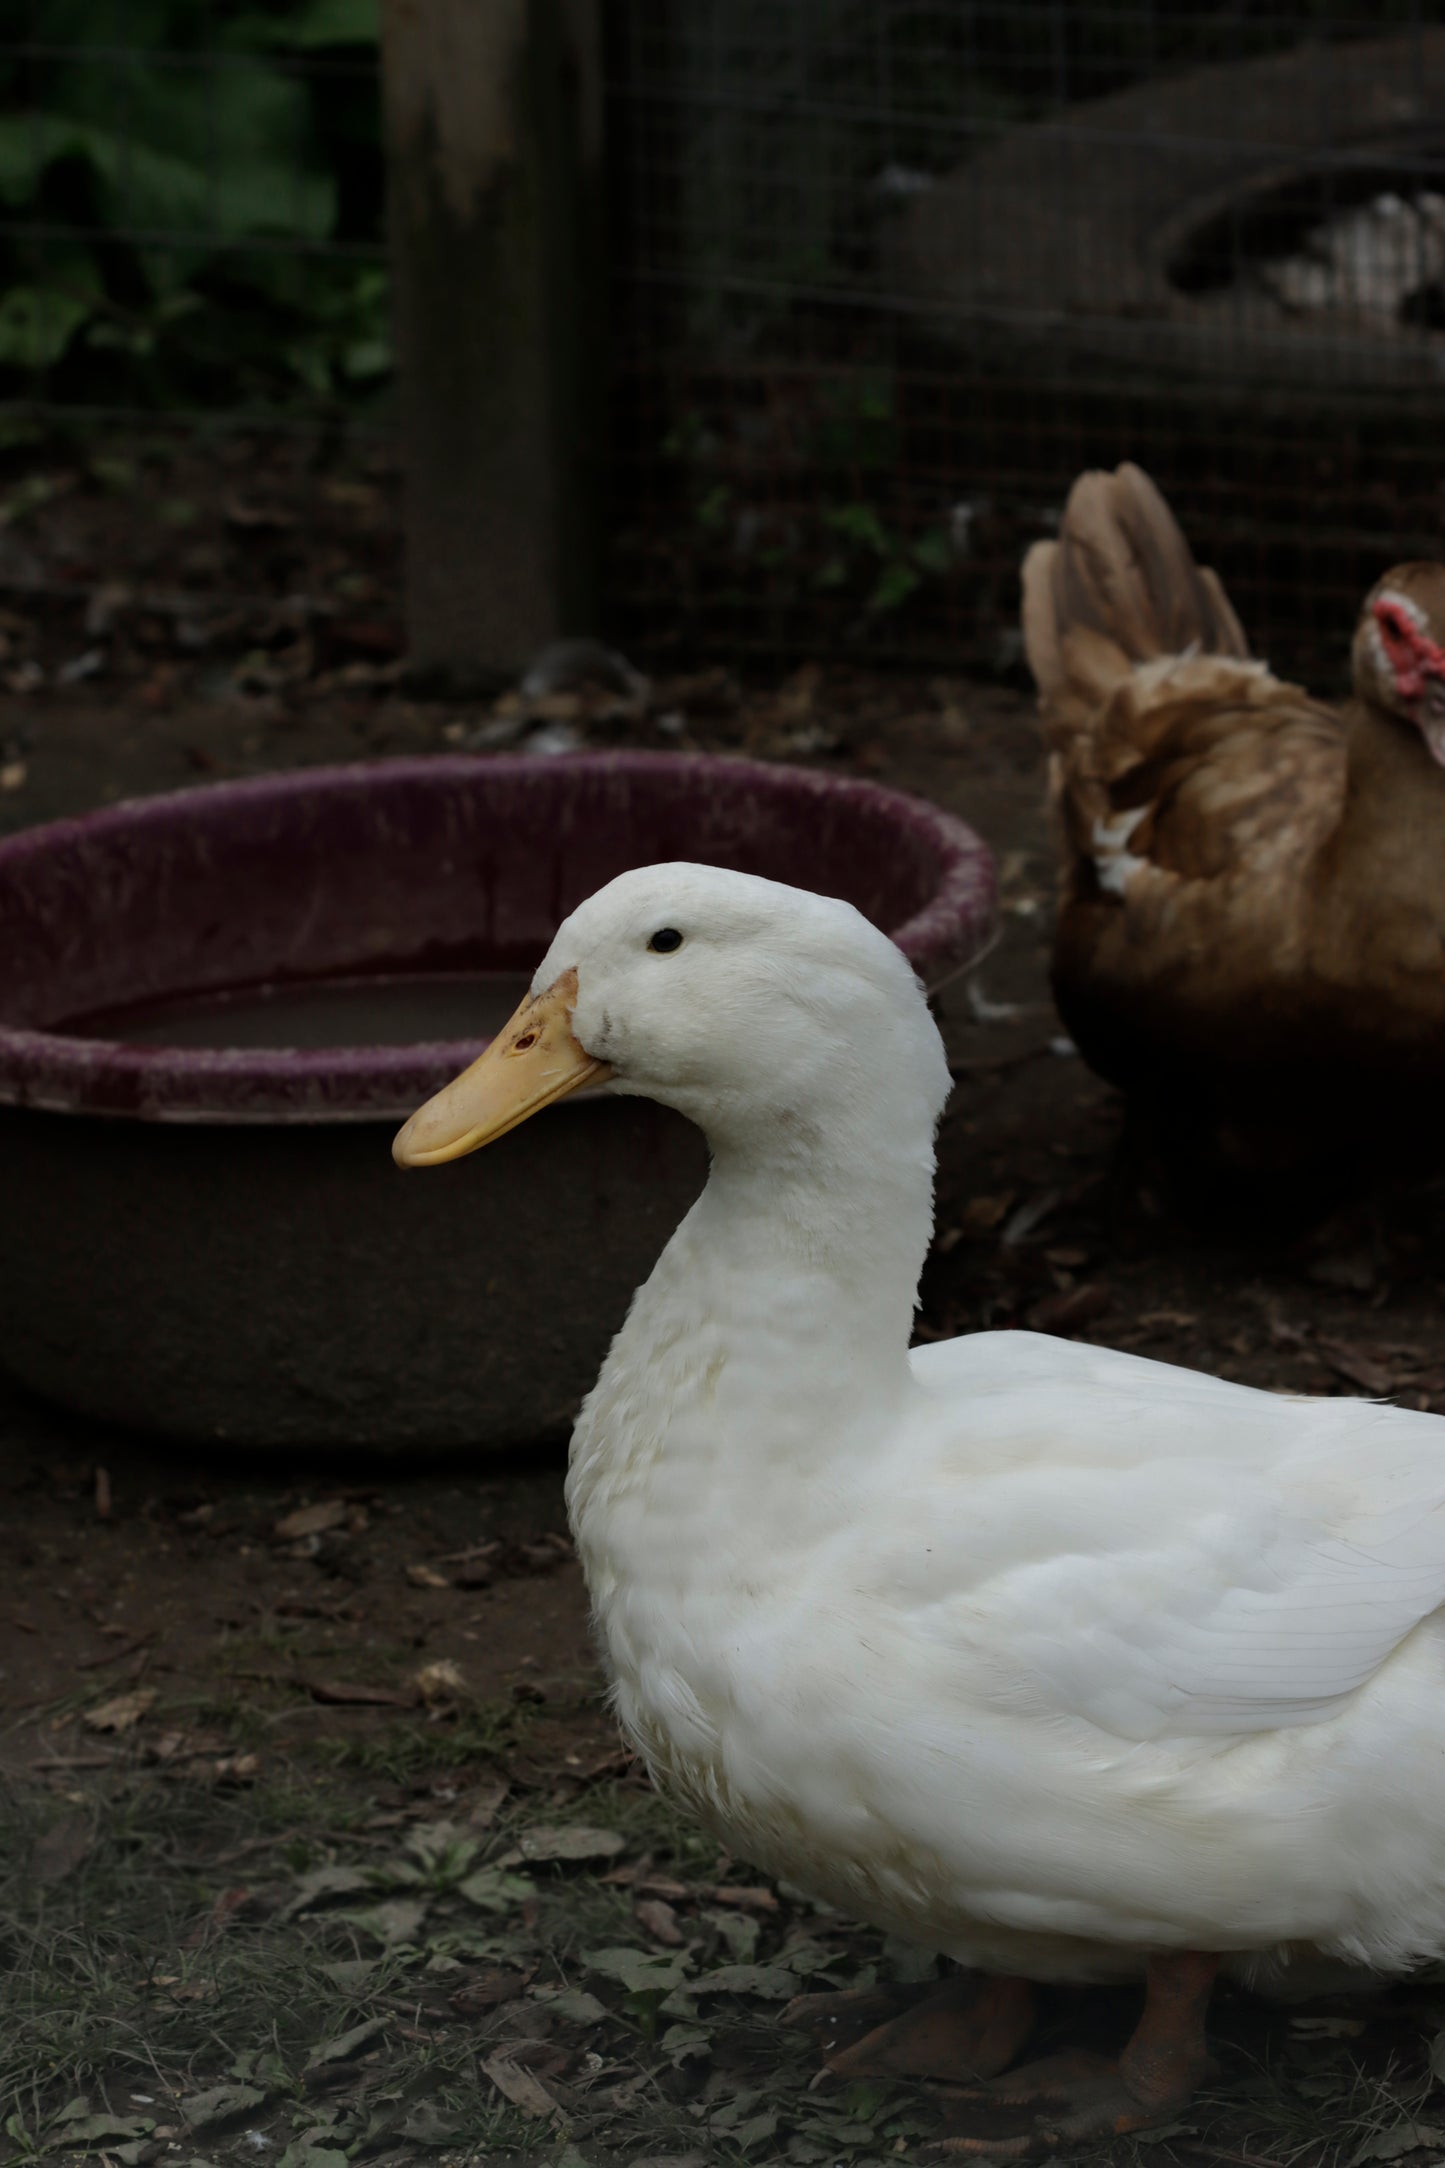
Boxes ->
[909,1332,1445,1742]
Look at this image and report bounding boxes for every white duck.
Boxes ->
[395,864,1445,2155]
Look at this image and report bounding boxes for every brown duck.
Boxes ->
[1022,462,1445,1177]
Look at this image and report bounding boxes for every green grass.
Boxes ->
[5,1759,1443,2168]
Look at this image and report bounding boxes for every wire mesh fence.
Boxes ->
[0,0,392,698]
[604,0,1445,679]
[0,0,386,421]
[3,2,1445,686]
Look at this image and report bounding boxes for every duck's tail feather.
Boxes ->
[1021,463,1249,741]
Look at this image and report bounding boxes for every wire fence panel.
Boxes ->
[3,2,1444,683]
[0,0,387,424]
[604,0,1445,678]
[0,1,393,703]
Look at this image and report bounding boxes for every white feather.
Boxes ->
[500,864,1445,1990]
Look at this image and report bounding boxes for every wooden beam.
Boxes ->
[381,0,603,685]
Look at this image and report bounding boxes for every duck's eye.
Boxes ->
[648,928,684,954]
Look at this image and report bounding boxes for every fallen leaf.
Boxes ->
[585,1946,692,1995]
[53,2109,156,2146]
[658,2024,713,2068]
[636,1897,685,1945]
[467,1778,509,1828]
[298,1678,415,1708]
[1319,1339,1393,1396]
[693,1959,798,2000]
[1348,2122,1445,2166]
[531,1986,609,2024]
[181,1886,252,1946]
[212,1752,261,1783]
[30,1810,94,1885]
[456,1866,534,1913]
[337,1897,427,1946]
[1028,1282,1111,1335]
[181,2083,266,2132]
[306,2015,389,2068]
[278,1864,371,1920]
[224,496,297,532]
[399,2105,465,2144]
[406,1563,449,1589]
[413,1658,468,1706]
[706,1883,778,1912]
[449,1968,529,2016]
[1001,1189,1061,1247]
[82,1687,157,1733]
[499,1823,626,1868]
[961,1192,1014,1231]
[1307,1247,1379,1296]
[481,2050,565,2120]
[273,1500,350,1542]
[277,2144,348,2168]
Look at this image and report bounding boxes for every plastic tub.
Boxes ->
[0,752,995,1450]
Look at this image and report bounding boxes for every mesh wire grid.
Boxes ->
[3,3,1445,682]
[603,0,1445,682]
[0,0,389,646]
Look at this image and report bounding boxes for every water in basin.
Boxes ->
[60,972,535,1051]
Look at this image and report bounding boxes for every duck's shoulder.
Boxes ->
[909,1327,1270,1413]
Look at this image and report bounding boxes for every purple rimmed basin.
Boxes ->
[0,753,995,1451]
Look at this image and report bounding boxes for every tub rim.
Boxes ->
[0,751,997,1123]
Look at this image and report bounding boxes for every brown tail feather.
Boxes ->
[1022,464,1249,728]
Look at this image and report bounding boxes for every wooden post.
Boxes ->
[381,0,603,686]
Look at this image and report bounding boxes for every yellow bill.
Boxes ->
[392,967,610,1167]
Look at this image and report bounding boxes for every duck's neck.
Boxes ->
[692,1115,935,1372]
[569,1102,938,1509]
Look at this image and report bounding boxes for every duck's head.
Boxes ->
[392,862,950,1167]
[1353,563,1445,763]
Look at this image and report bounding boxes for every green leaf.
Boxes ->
[0,286,91,369]
[823,502,892,554]
[405,1819,481,1879]
[911,527,954,575]
[867,560,921,615]
[278,2146,349,2168]
[585,1946,692,1995]
[456,1867,534,1914]
[226,0,380,49]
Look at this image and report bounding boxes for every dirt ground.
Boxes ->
[7,455,1445,2168]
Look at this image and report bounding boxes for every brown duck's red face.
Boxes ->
[1361,566,1445,765]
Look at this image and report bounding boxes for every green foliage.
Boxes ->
[0,0,386,410]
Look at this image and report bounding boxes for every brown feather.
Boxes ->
[1021,465,1445,1169]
